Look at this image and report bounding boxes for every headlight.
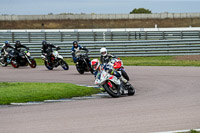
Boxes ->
[26,52,30,56]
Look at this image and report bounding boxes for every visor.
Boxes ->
[101,51,106,55]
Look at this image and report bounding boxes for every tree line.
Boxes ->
[50,8,152,15]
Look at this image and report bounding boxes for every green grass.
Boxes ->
[0,82,100,105]
[35,56,200,67]
[180,130,200,133]
[120,56,200,66]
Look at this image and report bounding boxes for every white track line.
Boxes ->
[154,128,200,133]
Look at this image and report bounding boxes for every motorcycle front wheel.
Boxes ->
[90,68,94,74]
[76,64,84,74]
[0,58,8,67]
[44,61,53,70]
[121,69,129,81]
[29,59,37,68]
[60,60,69,70]
[103,81,121,98]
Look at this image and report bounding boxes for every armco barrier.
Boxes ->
[0,30,200,43]
[1,39,200,58]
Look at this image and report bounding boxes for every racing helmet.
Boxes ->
[5,41,10,46]
[42,40,48,47]
[73,41,78,48]
[91,59,100,70]
[100,47,107,57]
[15,40,21,47]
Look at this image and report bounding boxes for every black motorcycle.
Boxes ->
[0,50,14,67]
[75,50,93,74]
[11,49,37,68]
[42,47,69,70]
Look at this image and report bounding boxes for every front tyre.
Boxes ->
[121,69,129,81]
[90,68,94,74]
[60,60,69,70]
[76,64,84,74]
[103,81,121,98]
[29,59,37,68]
[44,61,53,70]
[0,59,7,67]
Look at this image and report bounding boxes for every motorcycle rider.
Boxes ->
[14,40,29,62]
[41,40,60,65]
[71,41,89,63]
[91,59,121,80]
[1,41,14,62]
[100,47,116,64]
[91,58,129,85]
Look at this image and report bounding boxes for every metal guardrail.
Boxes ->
[0,31,200,43]
[1,39,200,58]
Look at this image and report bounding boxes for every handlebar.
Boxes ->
[56,47,61,51]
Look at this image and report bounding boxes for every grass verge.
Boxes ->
[0,82,100,105]
[120,56,200,66]
[35,56,200,67]
[182,130,200,133]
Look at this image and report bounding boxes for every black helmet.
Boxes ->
[73,41,78,48]
[42,40,47,46]
[15,40,21,47]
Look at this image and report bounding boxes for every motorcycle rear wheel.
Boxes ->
[128,84,135,96]
[103,82,121,98]
[11,58,19,68]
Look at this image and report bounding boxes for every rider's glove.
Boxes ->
[56,47,61,50]
[108,69,114,75]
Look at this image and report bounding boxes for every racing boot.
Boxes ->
[120,76,128,84]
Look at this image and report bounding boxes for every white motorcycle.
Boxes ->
[41,47,69,70]
[95,69,135,98]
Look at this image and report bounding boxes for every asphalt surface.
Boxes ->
[0,65,200,133]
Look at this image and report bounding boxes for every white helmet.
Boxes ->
[100,47,107,57]
[91,59,100,70]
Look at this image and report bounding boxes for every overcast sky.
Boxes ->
[1,0,200,15]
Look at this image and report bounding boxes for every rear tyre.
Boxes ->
[128,84,135,96]
[103,82,121,98]
[11,58,19,68]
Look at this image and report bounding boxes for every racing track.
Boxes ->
[0,65,200,133]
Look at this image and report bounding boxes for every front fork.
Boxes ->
[107,81,113,88]
[25,54,32,64]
